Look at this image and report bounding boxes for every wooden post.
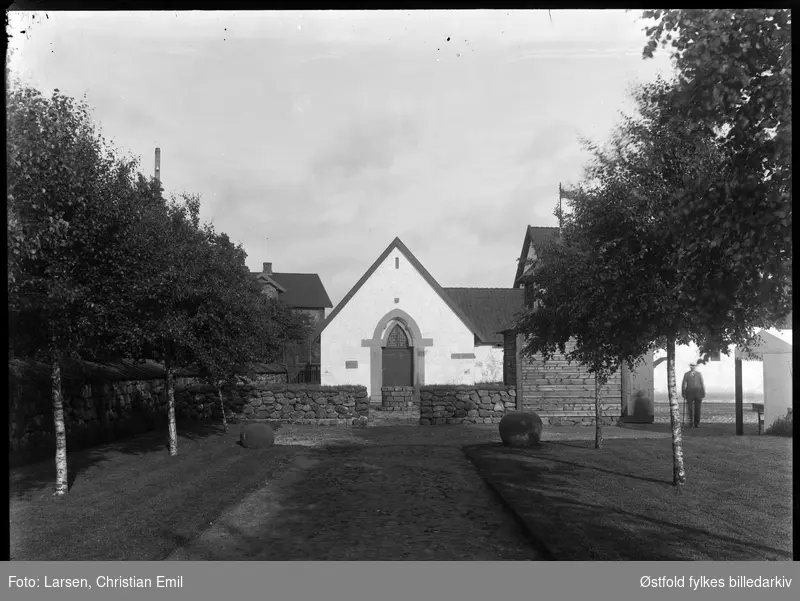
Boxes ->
[557,183,563,231]
[735,358,743,435]
[515,333,523,412]
[620,361,630,419]
[154,148,161,182]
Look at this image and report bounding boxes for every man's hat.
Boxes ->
[689,362,697,367]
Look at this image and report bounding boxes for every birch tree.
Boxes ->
[190,227,280,432]
[121,193,207,456]
[516,234,606,449]
[517,75,785,484]
[7,82,152,494]
[641,9,792,331]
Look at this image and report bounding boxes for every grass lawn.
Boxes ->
[465,431,793,561]
[10,421,303,561]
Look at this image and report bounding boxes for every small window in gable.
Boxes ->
[709,350,721,362]
[395,257,399,269]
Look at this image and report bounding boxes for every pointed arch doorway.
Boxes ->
[382,323,413,387]
[361,308,434,402]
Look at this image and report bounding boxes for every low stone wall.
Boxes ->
[176,383,369,426]
[419,385,516,425]
[172,375,287,420]
[9,374,170,467]
[380,386,416,411]
[10,364,363,467]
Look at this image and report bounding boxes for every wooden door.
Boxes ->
[382,324,413,387]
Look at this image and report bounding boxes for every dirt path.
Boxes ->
[167,425,544,560]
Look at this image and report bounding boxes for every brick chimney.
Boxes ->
[262,262,272,276]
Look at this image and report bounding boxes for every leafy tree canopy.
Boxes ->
[641,10,792,340]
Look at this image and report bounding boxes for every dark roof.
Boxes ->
[513,225,560,286]
[250,272,333,309]
[443,288,524,345]
[253,273,287,293]
[315,237,485,342]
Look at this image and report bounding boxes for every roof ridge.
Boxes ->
[315,237,485,342]
[250,271,323,276]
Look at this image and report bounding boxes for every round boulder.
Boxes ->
[499,411,543,447]
[351,415,369,428]
[240,423,275,449]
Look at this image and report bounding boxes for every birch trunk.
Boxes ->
[218,383,228,433]
[166,365,178,456]
[666,338,686,485]
[594,374,603,449]
[51,356,68,496]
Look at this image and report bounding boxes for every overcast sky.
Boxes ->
[8,10,672,308]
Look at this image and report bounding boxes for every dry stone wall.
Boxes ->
[10,367,364,467]
[9,375,170,467]
[419,385,516,425]
[178,382,369,426]
[380,386,416,410]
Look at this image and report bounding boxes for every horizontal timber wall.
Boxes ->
[519,339,621,426]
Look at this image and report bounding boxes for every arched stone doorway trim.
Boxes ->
[361,309,433,401]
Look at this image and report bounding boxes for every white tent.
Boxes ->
[736,328,793,430]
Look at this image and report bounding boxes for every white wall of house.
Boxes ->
[654,342,763,400]
[763,349,792,429]
[742,329,793,429]
[474,345,504,383]
[320,336,370,388]
[320,248,476,396]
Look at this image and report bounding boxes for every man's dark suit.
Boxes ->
[681,369,706,427]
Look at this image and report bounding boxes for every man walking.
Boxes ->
[681,362,706,428]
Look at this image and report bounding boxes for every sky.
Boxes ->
[7,10,673,309]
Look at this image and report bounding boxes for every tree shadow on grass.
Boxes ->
[465,442,671,486]
[349,423,499,445]
[622,422,762,437]
[546,441,673,485]
[466,446,792,561]
[165,439,544,561]
[10,419,227,499]
[11,441,308,561]
[513,485,792,561]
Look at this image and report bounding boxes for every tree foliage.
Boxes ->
[516,77,750,483]
[187,226,312,428]
[8,85,130,361]
[8,77,313,473]
[641,9,792,340]
[520,78,734,366]
[515,227,626,449]
[520,66,791,482]
[7,82,152,494]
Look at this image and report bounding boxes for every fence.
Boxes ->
[292,363,321,384]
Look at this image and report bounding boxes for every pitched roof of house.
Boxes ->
[249,272,333,309]
[253,273,287,293]
[513,225,560,286]
[314,237,486,342]
[735,328,793,360]
[443,288,524,345]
